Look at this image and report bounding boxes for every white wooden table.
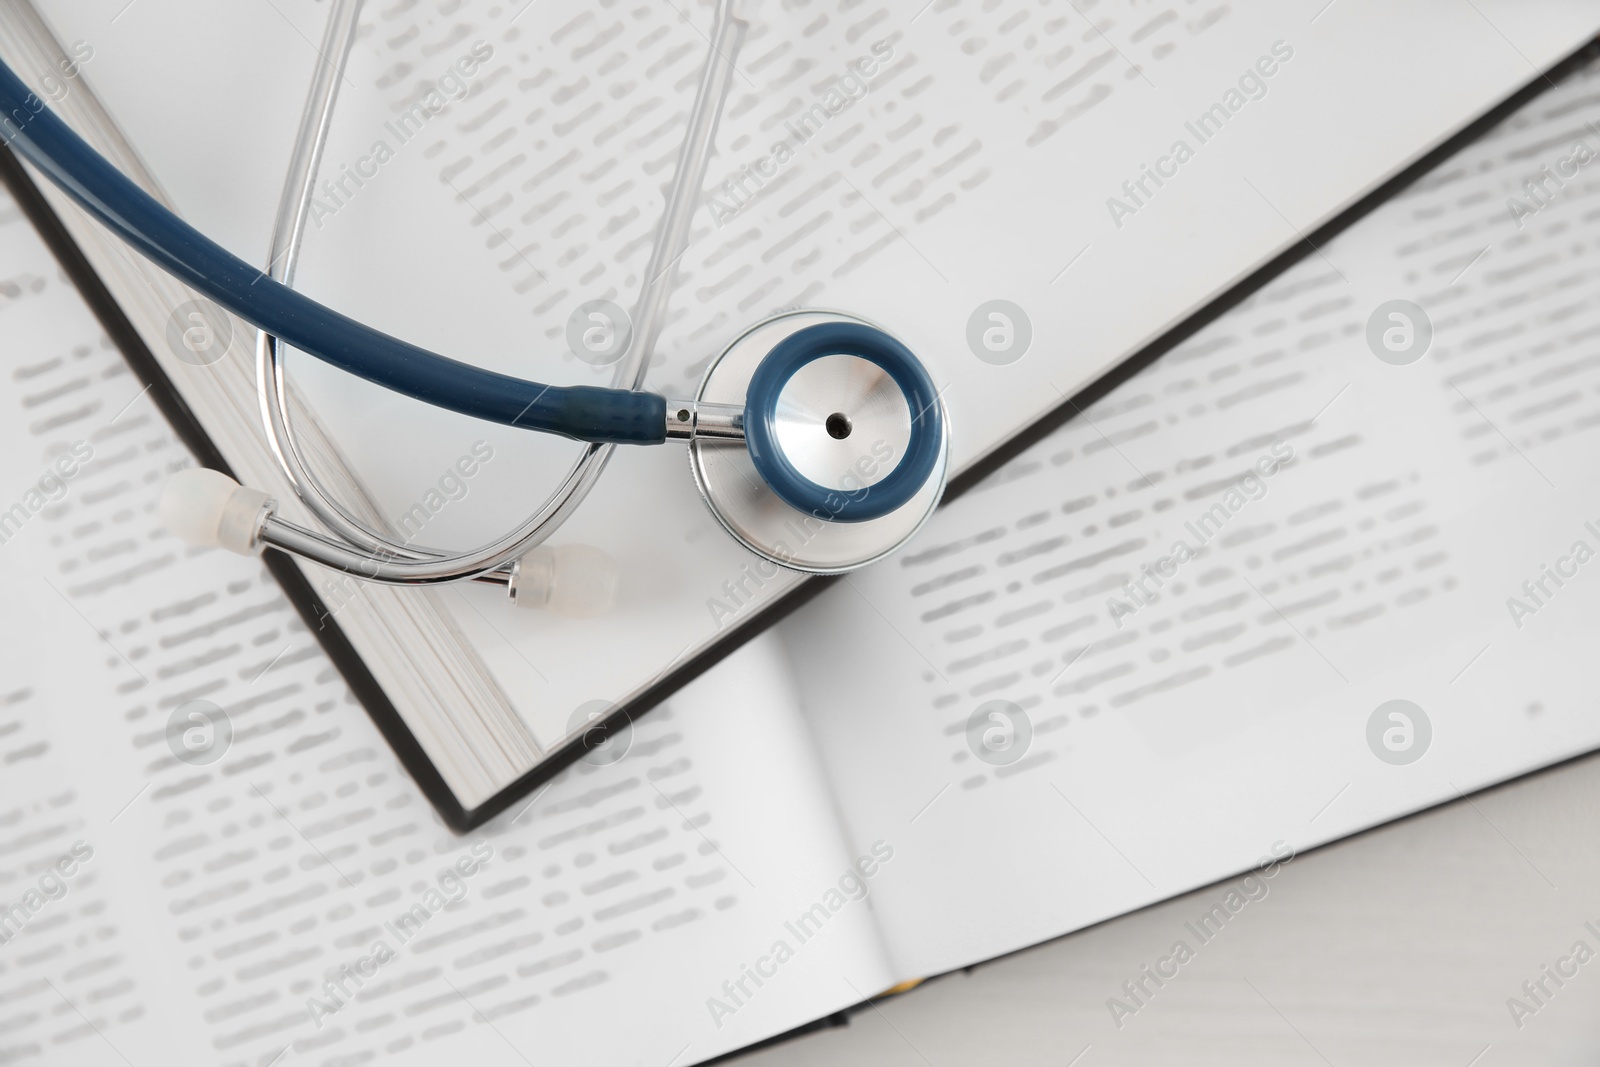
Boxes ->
[735,751,1600,1065]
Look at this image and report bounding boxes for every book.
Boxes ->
[3,0,1596,823]
[3,41,1600,1066]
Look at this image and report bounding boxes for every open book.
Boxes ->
[3,41,1600,1066]
[4,0,1597,823]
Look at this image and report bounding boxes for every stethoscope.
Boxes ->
[0,0,949,615]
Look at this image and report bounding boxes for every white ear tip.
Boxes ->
[159,468,271,554]
[160,468,238,547]
[515,544,619,617]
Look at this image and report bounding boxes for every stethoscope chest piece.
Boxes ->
[690,310,949,575]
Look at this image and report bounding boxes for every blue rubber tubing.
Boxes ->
[0,58,666,444]
[744,321,944,523]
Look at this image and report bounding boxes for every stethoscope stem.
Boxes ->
[663,403,746,441]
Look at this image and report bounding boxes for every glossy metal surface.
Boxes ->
[663,401,745,441]
[769,354,912,493]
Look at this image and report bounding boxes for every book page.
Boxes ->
[26,0,1600,750]
[0,195,889,1066]
[783,53,1600,982]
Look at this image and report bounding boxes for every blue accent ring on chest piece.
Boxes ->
[743,322,944,523]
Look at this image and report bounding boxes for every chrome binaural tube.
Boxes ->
[253,0,751,586]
